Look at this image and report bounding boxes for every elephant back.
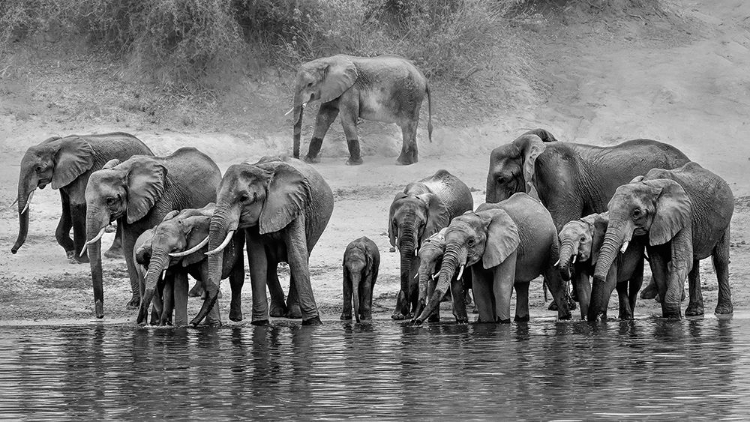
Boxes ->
[415,169,474,220]
[159,148,222,213]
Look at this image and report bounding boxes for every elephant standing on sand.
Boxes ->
[341,236,380,323]
[557,212,645,320]
[413,193,571,324]
[134,203,245,326]
[292,54,432,165]
[82,148,221,319]
[590,162,734,320]
[191,155,334,327]
[388,169,474,320]
[12,133,153,263]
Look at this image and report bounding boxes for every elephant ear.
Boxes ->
[125,157,168,224]
[317,56,358,103]
[590,213,608,265]
[162,210,180,221]
[630,175,646,183]
[514,134,546,197]
[51,137,95,189]
[259,162,310,234]
[646,179,692,246]
[482,209,520,269]
[180,215,211,267]
[416,193,450,242]
[388,192,409,247]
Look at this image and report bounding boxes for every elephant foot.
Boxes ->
[514,315,530,322]
[346,157,363,166]
[663,312,682,320]
[497,318,512,324]
[391,312,407,320]
[150,309,160,325]
[251,319,270,326]
[302,316,323,326]
[229,308,243,322]
[269,303,288,318]
[715,301,734,315]
[340,312,352,320]
[95,300,104,319]
[303,156,320,164]
[685,302,705,316]
[126,295,140,310]
[640,281,658,300]
[361,313,372,321]
[395,157,415,166]
[188,284,204,298]
[427,313,441,323]
[286,304,303,319]
[68,250,89,264]
[618,310,634,320]
[548,301,558,311]
[104,247,123,259]
[455,317,469,324]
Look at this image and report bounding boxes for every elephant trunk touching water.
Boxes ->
[84,205,111,317]
[418,243,467,322]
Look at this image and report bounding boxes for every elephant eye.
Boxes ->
[633,208,643,218]
[106,196,116,205]
[35,165,42,172]
[580,236,586,242]
[467,238,475,247]
[306,82,313,87]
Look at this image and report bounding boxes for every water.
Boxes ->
[1,316,750,420]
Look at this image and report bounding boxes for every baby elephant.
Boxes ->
[341,237,380,323]
[557,212,645,320]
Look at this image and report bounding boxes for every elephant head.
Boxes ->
[416,209,520,322]
[83,155,168,318]
[557,213,604,281]
[135,204,215,324]
[415,228,447,318]
[193,157,312,324]
[292,55,357,158]
[590,178,691,319]
[12,136,95,253]
[485,129,558,203]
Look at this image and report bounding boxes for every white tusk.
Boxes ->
[205,230,235,256]
[9,197,18,208]
[284,102,307,116]
[144,270,150,280]
[169,236,209,257]
[21,191,35,214]
[554,259,560,266]
[162,270,167,280]
[457,265,465,281]
[415,248,419,257]
[432,273,439,280]
[572,255,577,264]
[620,241,629,254]
[80,226,107,256]
[414,273,419,280]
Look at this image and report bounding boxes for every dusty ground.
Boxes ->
[0,0,748,325]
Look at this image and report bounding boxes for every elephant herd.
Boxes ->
[11,54,735,326]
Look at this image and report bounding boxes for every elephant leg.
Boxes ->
[172,272,189,327]
[122,232,141,309]
[71,203,90,264]
[542,266,572,320]
[616,282,632,320]
[649,248,669,306]
[408,258,420,315]
[285,275,302,319]
[228,252,245,322]
[514,281,530,322]
[160,274,174,326]
[340,104,363,165]
[494,252,516,323]
[663,229,692,318]
[573,271,591,320]
[628,257,644,318]
[104,222,124,259]
[56,191,75,262]
[713,227,733,314]
[450,276,468,323]
[396,120,419,165]
[472,268,495,323]
[247,237,270,324]
[685,259,704,316]
[362,272,375,321]
[341,268,353,320]
[306,103,339,163]
[285,216,321,324]
[266,259,286,318]
[150,279,163,325]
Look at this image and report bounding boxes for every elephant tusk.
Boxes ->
[20,190,35,214]
[205,230,235,256]
[415,248,418,257]
[554,259,560,267]
[414,273,419,280]
[284,102,307,116]
[457,264,465,281]
[162,270,167,280]
[9,197,18,208]
[169,236,209,257]
[620,241,629,254]
[80,226,107,256]
[432,273,439,280]
[572,254,577,264]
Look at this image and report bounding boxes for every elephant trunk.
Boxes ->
[589,223,631,321]
[137,250,170,325]
[558,240,576,281]
[85,209,110,318]
[12,166,38,253]
[415,245,464,323]
[416,263,434,318]
[351,271,361,323]
[191,206,236,326]
[398,221,418,313]
[292,92,305,159]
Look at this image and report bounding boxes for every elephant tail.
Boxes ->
[426,84,433,143]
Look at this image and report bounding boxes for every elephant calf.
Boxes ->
[414,193,572,324]
[558,212,645,320]
[134,203,245,326]
[341,237,380,323]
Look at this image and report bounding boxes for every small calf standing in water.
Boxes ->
[341,237,380,322]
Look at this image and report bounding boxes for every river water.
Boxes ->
[1,315,749,420]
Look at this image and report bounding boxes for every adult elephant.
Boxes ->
[134,203,245,326]
[388,169,474,320]
[485,129,691,231]
[292,54,432,165]
[590,162,734,320]
[12,133,153,263]
[191,155,334,326]
[82,148,221,319]
[413,194,571,323]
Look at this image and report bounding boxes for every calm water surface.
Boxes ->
[1,316,750,420]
